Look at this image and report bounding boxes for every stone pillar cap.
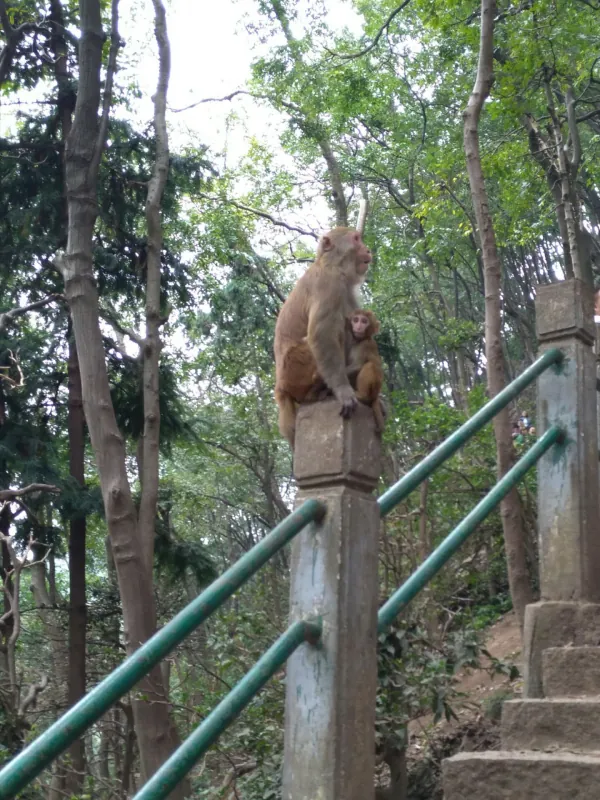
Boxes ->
[293,400,381,491]
[536,278,595,344]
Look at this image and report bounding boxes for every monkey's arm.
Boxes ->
[307,302,349,390]
[307,300,357,417]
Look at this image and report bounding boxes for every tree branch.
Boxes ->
[99,304,144,348]
[91,0,121,177]
[18,674,49,716]
[171,89,254,113]
[0,484,60,502]
[356,197,368,235]
[566,85,582,171]
[0,295,61,333]
[198,192,318,239]
[327,0,412,61]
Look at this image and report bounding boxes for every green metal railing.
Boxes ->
[0,500,325,800]
[378,347,563,515]
[0,347,565,800]
[134,619,322,800]
[377,425,562,632]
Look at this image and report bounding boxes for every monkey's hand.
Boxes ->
[334,385,358,418]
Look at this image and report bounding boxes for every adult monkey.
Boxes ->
[274,226,372,447]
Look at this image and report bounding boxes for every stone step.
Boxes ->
[501,697,600,751]
[443,751,600,800]
[543,646,600,697]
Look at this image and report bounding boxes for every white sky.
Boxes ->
[0,0,366,234]
[121,0,363,182]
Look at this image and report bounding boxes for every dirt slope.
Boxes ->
[409,611,522,745]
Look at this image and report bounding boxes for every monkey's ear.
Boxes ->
[368,311,380,334]
[321,236,333,251]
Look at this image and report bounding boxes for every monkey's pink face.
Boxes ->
[354,233,372,275]
[351,314,370,338]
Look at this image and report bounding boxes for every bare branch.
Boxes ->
[327,0,412,61]
[0,295,60,333]
[250,258,286,303]
[318,137,348,226]
[0,2,39,87]
[91,0,121,177]
[0,484,60,502]
[576,107,600,123]
[18,675,49,716]
[198,192,319,239]
[171,89,254,113]
[99,304,144,348]
[218,760,257,795]
[566,85,582,171]
[0,351,24,389]
[356,197,368,235]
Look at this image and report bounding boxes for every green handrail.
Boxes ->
[131,428,563,800]
[132,619,322,800]
[377,425,563,632]
[0,347,566,800]
[0,499,325,800]
[378,347,564,516]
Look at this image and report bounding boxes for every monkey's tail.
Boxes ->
[275,389,297,449]
[372,399,385,434]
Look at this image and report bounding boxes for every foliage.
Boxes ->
[1,0,585,793]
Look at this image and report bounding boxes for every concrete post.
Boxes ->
[524,278,600,696]
[282,399,381,800]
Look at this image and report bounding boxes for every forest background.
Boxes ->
[1,0,597,797]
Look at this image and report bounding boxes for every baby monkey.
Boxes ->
[346,309,385,432]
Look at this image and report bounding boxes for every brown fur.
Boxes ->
[346,310,385,433]
[274,227,372,447]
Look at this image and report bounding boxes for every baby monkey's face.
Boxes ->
[351,313,370,339]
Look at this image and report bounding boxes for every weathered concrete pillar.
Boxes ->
[524,278,600,697]
[596,320,600,460]
[282,399,381,800]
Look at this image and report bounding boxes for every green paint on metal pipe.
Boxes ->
[378,348,564,517]
[377,426,563,633]
[0,501,325,800]
[132,619,322,800]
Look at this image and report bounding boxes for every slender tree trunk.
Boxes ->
[463,0,533,631]
[58,1,188,794]
[138,0,170,573]
[30,558,69,707]
[0,506,13,694]
[269,0,348,226]
[48,3,88,783]
[67,334,87,788]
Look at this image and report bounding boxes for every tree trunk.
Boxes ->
[67,333,87,789]
[0,506,13,696]
[58,1,188,795]
[463,0,533,632]
[48,2,87,781]
[30,558,69,704]
[376,740,407,800]
[138,0,171,573]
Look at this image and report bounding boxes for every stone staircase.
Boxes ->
[443,645,600,799]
